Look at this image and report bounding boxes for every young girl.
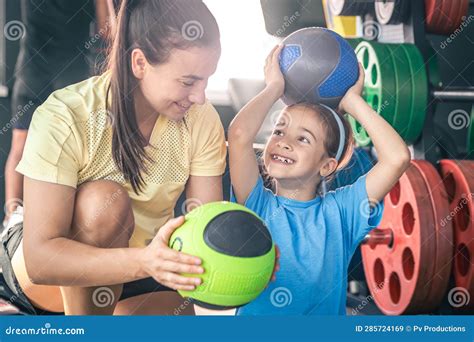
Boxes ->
[0,0,226,315]
[228,45,411,315]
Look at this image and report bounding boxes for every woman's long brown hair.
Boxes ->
[106,0,220,194]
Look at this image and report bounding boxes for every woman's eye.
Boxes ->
[181,81,194,87]
[273,130,283,136]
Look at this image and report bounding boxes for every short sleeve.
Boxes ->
[15,106,81,188]
[230,175,273,217]
[189,101,227,177]
[332,174,384,249]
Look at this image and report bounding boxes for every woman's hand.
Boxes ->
[140,216,204,291]
[264,44,285,99]
[338,63,365,115]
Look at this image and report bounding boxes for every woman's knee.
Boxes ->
[71,180,134,248]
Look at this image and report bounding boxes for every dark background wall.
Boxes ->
[0,0,21,222]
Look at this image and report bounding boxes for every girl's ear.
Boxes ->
[320,157,338,178]
[131,48,148,79]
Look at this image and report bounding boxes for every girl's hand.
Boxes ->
[338,63,365,114]
[140,216,204,291]
[264,44,285,98]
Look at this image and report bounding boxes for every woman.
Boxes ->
[1,0,226,315]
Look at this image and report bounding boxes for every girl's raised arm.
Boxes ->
[339,64,411,204]
[228,45,285,204]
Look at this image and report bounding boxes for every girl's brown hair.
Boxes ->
[313,104,354,193]
[106,0,220,194]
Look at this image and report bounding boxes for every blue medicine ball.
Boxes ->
[279,27,359,108]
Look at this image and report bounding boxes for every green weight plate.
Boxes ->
[349,41,398,146]
[427,48,442,88]
[384,43,415,144]
[347,114,371,146]
[400,44,428,144]
[346,38,363,49]
[345,38,364,146]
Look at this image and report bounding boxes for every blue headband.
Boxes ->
[320,104,345,161]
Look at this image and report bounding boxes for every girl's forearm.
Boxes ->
[346,95,410,164]
[228,86,281,144]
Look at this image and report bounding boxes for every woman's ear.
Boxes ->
[320,157,338,178]
[131,48,148,79]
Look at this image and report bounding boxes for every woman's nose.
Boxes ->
[188,92,205,105]
[188,84,207,105]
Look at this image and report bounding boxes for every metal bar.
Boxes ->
[362,228,393,246]
[432,88,474,102]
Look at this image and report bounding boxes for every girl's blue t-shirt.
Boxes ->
[230,174,384,315]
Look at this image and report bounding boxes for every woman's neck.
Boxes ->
[134,88,159,126]
[133,89,159,145]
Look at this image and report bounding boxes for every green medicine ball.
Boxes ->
[169,201,275,309]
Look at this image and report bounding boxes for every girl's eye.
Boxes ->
[299,137,310,144]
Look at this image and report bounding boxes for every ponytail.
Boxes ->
[106,0,220,194]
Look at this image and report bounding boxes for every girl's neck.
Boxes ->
[274,179,319,202]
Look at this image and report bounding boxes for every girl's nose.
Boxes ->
[277,140,292,151]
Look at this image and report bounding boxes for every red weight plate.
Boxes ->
[412,160,453,309]
[451,0,470,30]
[439,160,474,309]
[362,163,437,315]
[441,0,457,31]
[425,0,442,33]
[434,0,451,34]
[426,0,469,34]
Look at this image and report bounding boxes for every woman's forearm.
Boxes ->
[346,95,410,164]
[228,86,281,144]
[25,237,147,287]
